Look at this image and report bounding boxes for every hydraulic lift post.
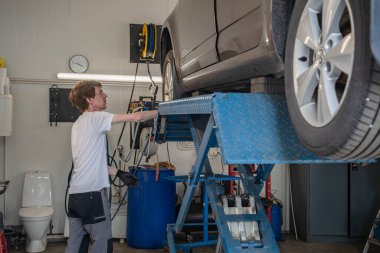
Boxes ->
[154,93,371,253]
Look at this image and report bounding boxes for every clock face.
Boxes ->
[69,55,89,73]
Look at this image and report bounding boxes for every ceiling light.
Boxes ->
[57,73,162,84]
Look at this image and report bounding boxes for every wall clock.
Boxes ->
[69,55,89,73]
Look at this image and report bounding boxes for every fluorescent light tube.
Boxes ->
[57,73,162,84]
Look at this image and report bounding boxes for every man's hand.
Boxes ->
[116,170,138,187]
[108,166,118,176]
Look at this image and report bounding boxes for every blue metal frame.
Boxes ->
[155,93,372,253]
[174,115,216,232]
[166,174,234,253]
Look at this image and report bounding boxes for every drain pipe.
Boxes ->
[49,221,53,235]
[3,136,7,216]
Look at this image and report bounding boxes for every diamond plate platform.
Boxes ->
[156,92,369,164]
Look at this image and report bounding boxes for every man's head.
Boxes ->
[69,80,108,112]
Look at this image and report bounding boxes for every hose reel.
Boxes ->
[139,23,157,61]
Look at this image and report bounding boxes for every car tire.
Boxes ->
[285,0,380,159]
[162,50,187,101]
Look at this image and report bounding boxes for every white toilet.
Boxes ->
[19,171,54,253]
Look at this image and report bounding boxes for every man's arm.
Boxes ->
[112,110,157,124]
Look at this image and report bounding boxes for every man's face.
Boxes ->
[88,86,108,111]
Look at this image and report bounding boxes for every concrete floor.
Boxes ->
[8,234,379,253]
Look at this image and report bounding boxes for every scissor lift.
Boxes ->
[153,93,369,253]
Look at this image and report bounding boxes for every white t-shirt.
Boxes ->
[69,111,114,194]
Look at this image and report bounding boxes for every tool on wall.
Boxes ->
[129,23,162,64]
[130,23,162,101]
[49,84,81,126]
[138,23,157,62]
[138,23,159,101]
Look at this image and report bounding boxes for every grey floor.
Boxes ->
[8,234,379,253]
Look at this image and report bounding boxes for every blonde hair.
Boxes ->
[69,80,102,112]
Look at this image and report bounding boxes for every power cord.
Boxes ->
[111,63,139,161]
[64,162,74,216]
[146,61,158,102]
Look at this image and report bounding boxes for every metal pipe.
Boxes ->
[266,175,271,222]
[3,136,7,216]
[289,168,298,240]
[203,183,208,242]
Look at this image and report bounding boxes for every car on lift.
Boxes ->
[160,0,380,160]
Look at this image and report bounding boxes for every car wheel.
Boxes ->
[285,0,380,159]
[162,50,186,101]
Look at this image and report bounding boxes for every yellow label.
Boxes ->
[0,58,5,68]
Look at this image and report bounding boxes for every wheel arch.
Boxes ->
[271,0,296,61]
[160,27,173,75]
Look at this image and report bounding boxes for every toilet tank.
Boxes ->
[22,171,53,207]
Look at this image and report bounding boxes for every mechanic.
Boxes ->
[65,80,157,253]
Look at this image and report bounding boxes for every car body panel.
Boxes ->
[161,4,180,70]
[181,0,284,91]
[177,0,218,77]
[182,42,284,91]
[162,0,287,92]
[216,0,263,60]
[180,35,219,77]
[216,0,261,30]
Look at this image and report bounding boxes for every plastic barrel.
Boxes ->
[271,204,283,241]
[127,166,176,249]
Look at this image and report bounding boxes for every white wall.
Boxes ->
[0,0,290,234]
[0,0,178,79]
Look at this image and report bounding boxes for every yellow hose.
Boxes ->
[140,23,157,60]
[0,58,5,68]
[141,23,148,58]
[151,24,157,59]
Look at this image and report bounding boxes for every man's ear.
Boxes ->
[86,97,92,105]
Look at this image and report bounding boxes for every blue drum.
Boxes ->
[127,166,176,249]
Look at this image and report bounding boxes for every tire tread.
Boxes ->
[330,61,380,159]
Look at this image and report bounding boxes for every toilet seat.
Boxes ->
[19,207,53,221]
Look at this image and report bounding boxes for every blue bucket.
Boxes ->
[127,166,176,249]
[271,204,283,241]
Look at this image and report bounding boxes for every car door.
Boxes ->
[216,0,263,61]
[177,0,218,78]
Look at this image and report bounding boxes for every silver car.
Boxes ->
[160,0,380,160]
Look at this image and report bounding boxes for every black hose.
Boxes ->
[64,162,74,215]
[146,61,158,102]
[111,63,139,160]
[167,143,171,163]
[111,188,128,221]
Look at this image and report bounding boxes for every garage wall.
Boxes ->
[0,0,177,79]
[0,0,290,234]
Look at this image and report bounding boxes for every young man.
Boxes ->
[66,80,157,253]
